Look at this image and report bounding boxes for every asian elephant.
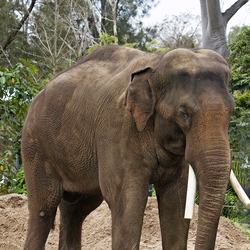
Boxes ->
[22,45,234,250]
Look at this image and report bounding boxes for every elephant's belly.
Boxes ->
[62,176,100,194]
[55,159,100,194]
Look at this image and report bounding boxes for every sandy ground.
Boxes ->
[0,194,249,249]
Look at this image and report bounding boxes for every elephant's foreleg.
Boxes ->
[155,165,190,250]
[103,178,149,250]
[58,191,103,250]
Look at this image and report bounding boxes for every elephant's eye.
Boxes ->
[178,107,189,120]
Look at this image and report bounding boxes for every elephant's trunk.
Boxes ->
[195,153,230,249]
[185,111,231,249]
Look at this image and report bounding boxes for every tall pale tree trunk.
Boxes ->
[86,0,102,38]
[53,0,59,75]
[108,0,119,43]
[199,0,249,57]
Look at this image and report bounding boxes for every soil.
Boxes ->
[0,194,249,249]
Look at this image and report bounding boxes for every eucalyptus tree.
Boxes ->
[200,0,249,57]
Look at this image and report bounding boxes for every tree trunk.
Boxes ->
[199,0,249,57]
[53,0,59,75]
[100,0,108,33]
[87,0,102,38]
[108,0,119,43]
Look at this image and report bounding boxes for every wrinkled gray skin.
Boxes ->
[22,46,234,250]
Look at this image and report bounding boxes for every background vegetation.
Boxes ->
[0,0,249,225]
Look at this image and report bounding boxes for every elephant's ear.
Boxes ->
[125,67,155,132]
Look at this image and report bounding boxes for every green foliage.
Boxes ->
[123,43,138,49]
[223,188,239,219]
[223,191,250,225]
[228,25,250,179]
[230,91,250,167]
[86,33,118,55]
[229,26,250,92]
[0,158,26,194]
[0,59,40,145]
[224,26,250,221]
[0,59,44,194]
[148,184,156,197]
[0,150,15,194]
[8,167,27,195]
[144,39,170,53]
[86,33,163,55]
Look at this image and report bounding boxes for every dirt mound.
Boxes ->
[0,194,249,249]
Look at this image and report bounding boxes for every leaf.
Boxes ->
[0,77,6,85]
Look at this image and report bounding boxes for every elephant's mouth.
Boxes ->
[166,143,185,156]
[157,139,186,157]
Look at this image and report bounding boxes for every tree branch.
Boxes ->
[0,0,37,53]
[223,0,249,24]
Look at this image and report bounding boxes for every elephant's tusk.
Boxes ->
[230,170,250,209]
[184,164,197,219]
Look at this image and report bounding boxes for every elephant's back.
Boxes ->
[23,46,159,142]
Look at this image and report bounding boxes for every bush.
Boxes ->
[0,59,45,194]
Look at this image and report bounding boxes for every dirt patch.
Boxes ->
[0,194,249,249]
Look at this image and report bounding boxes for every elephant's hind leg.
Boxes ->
[23,157,62,250]
[59,191,103,250]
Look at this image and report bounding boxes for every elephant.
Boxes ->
[21,45,234,250]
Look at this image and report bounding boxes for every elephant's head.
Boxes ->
[126,48,234,249]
